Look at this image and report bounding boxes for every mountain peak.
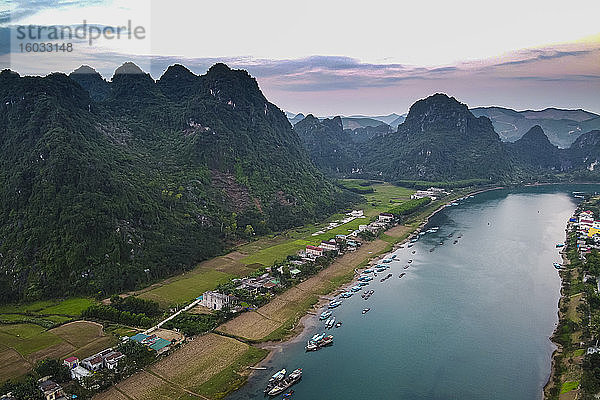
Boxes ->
[160,64,195,80]
[113,62,145,77]
[206,63,233,76]
[71,65,100,75]
[401,93,481,134]
[519,125,546,140]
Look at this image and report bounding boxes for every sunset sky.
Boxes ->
[1,0,599,115]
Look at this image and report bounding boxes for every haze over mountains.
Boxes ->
[290,106,600,149]
[2,61,600,303]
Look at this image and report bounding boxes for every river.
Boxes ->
[229,185,597,400]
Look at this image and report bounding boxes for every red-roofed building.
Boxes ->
[306,245,324,257]
[63,356,79,369]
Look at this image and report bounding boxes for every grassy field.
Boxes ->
[138,269,236,307]
[340,180,414,216]
[560,381,579,394]
[0,298,94,315]
[0,320,118,382]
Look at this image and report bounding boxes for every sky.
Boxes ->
[1,0,599,115]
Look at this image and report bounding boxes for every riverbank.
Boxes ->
[544,209,585,399]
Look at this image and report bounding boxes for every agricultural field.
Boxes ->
[99,333,267,400]
[0,320,118,382]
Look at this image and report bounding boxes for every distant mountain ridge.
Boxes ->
[293,94,600,183]
[471,106,600,148]
[286,112,406,130]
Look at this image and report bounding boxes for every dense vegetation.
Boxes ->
[0,63,358,303]
[162,311,228,336]
[82,304,154,327]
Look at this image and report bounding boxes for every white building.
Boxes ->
[200,291,236,310]
[378,213,394,222]
[320,240,338,251]
[348,210,364,217]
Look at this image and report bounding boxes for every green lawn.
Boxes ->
[138,269,235,307]
[39,298,95,316]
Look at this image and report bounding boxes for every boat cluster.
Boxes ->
[264,368,302,396]
[305,332,334,351]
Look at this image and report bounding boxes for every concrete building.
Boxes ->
[200,291,236,310]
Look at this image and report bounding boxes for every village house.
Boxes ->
[200,290,236,310]
[81,354,103,372]
[38,379,66,400]
[305,245,324,258]
[129,333,174,354]
[348,210,364,217]
[235,273,281,294]
[63,357,91,381]
[410,187,446,200]
[82,348,124,371]
[378,213,394,222]
[320,240,338,251]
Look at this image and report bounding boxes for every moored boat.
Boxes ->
[268,368,302,396]
[269,368,286,383]
[362,308,370,314]
[326,317,336,329]
[318,335,334,347]
[328,300,342,308]
[319,310,332,320]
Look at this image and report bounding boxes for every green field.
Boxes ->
[240,239,312,266]
[138,269,235,307]
[0,324,63,356]
[0,298,94,316]
[560,380,579,394]
[0,320,119,382]
[0,297,96,330]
